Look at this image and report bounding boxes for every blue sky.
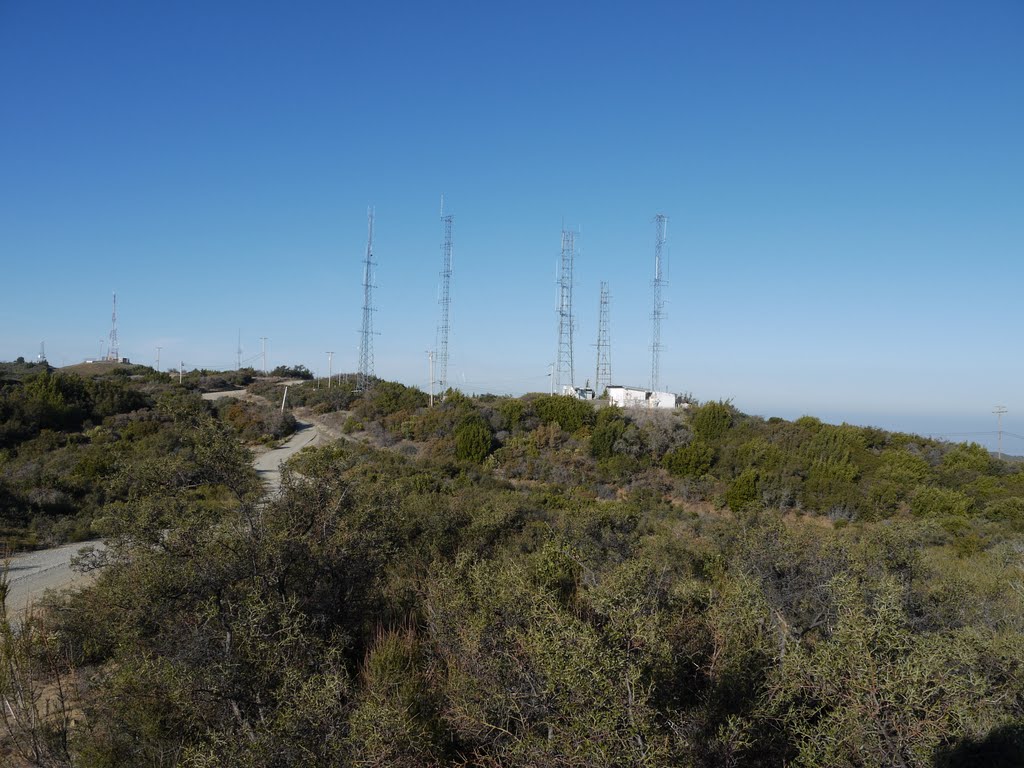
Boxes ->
[1,1,1022,447]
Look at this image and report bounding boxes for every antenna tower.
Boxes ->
[594,282,611,395]
[437,197,453,392]
[106,292,120,362]
[357,207,377,392]
[555,228,577,392]
[651,214,668,391]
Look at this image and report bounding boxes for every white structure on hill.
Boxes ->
[562,384,596,400]
[607,385,679,410]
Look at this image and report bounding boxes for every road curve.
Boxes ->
[253,419,324,490]
[3,410,324,618]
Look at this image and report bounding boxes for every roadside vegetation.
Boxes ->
[1,369,1021,766]
[0,364,290,549]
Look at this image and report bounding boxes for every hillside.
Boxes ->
[1,372,1021,766]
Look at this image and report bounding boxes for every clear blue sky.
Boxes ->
[2,1,1022,447]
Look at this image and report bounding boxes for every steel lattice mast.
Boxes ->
[357,208,376,392]
[651,214,668,392]
[555,228,576,392]
[594,281,611,395]
[106,292,119,362]
[437,201,453,393]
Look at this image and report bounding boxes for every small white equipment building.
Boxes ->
[562,384,596,400]
[607,385,679,410]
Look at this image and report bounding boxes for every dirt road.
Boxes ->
[3,541,100,618]
[253,418,325,490]
[4,400,326,617]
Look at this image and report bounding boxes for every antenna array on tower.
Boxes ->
[357,208,377,392]
[594,281,611,395]
[437,200,453,393]
[555,228,577,391]
[651,215,668,391]
[106,292,120,362]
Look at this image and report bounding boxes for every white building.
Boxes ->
[607,385,679,410]
[562,385,596,400]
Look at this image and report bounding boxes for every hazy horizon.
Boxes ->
[3,2,1021,451]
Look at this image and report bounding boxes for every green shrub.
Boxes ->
[726,469,760,511]
[497,398,525,432]
[663,440,714,478]
[533,395,595,432]
[911,486,973,518]
[691,401,733,441]
[454,418,493,463]
[590,408,626,459]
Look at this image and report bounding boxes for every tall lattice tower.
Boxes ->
[106,292,120,362]
[650,214,668,391]
[437,199,453,392]
[555,228,577,392]
[356,208,376,392]
[594,281,611,395]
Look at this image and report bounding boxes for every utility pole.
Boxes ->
[548,362,555,395]
[156,346,162,372]
[326,351,334,388]
[427,350,435,407]
[179,361,184,385]
[260,337,268,375]
[994,405,1008,459]
[237,330,242,370]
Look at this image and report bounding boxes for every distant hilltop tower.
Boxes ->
[650,215,667,392]
[105,292,120,362]
[594,282,611,395]
[437,195,454,393]
[356,207,377,392]
[555,227,577,392]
